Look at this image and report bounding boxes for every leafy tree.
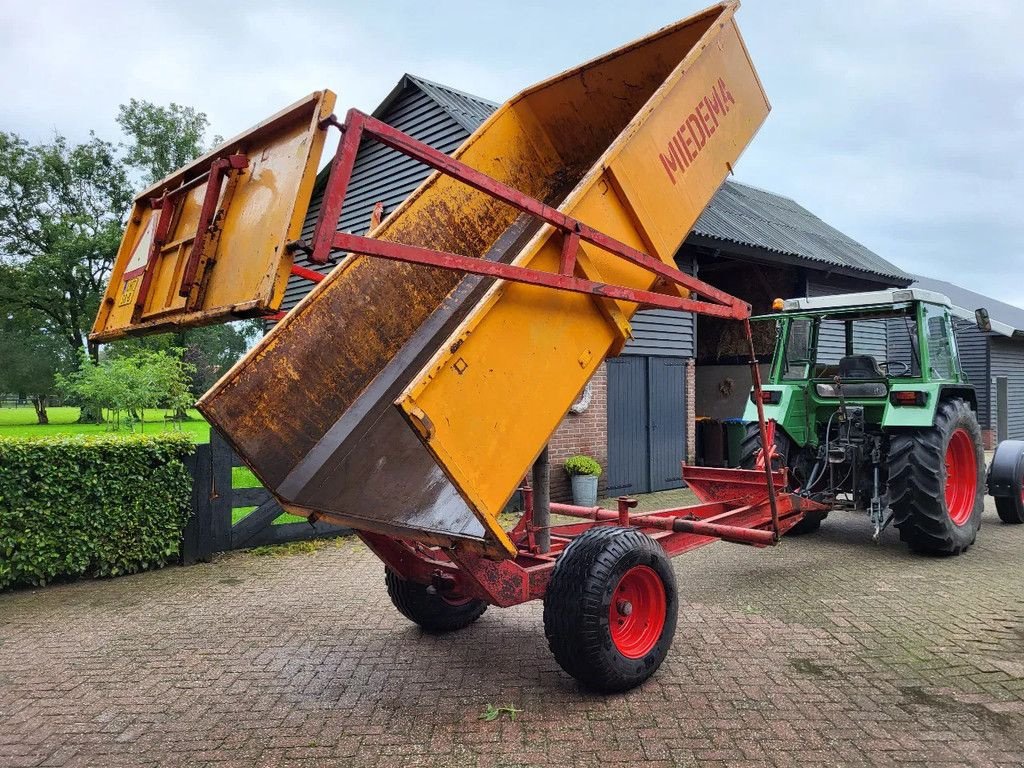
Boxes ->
[117,99,220,185]
[0,132,133,365]
[57,349,196,432]
[0,312,69,424]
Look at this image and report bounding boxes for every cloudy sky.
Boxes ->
[2,0,1022,304]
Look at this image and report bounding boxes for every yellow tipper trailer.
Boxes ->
[196,1,769,557]
[92,1,822,692]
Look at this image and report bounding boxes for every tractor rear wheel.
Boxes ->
[739,422,826,535]
[888,398,984,555]
[543,527,677,692]
[385,568,487,632]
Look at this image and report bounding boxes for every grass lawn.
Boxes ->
[0,406,212,442]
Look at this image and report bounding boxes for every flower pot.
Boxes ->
[571,474,599,507]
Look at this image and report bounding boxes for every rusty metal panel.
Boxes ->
[199,1,768,558]
[90,90,335,341]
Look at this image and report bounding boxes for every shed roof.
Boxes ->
[911,274,1024,338]
[374,74,498,133]
[691,180,911,285]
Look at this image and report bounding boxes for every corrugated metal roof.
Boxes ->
[374,74,498,133]
[692,180,911,284]
[911,274,1024,335]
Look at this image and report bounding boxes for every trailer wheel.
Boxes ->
[988,440,1024,524]
[543,527,677,692]
[739,422,826,535]
[384,568,487,632]
[888,398,984,555]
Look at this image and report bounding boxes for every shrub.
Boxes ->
[564,455,602,477]
[0,434,194,590]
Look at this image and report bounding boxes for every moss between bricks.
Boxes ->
[0,433,194,590]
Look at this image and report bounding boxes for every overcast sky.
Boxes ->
[2,1,1022,304]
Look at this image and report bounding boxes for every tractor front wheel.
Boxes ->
[385,568,487,632]
[888,398,984,555]
[543,527,678,692]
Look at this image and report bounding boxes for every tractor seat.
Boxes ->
[838,354,884,380]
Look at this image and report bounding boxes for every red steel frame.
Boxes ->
[278,109,816,607]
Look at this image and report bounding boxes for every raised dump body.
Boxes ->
[195,1,769,558]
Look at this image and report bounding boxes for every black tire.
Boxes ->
[385,568,487,632]
[888,398,984,555]
[995,494,1024,524]
[738,422,825,535]
[990,441,1024,524]
[543,527,677,692]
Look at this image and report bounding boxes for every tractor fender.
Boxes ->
[986,440,1024,498]
[881,385,976,429]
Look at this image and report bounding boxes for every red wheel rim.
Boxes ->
[944,428,977,526]
[608,565,666,659]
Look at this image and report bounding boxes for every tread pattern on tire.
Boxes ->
[888,398,984,555]
[543,526,677,692]
[385,568,487,632]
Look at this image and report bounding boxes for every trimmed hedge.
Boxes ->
[0,434,194,590]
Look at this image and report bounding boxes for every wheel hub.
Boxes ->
[944,428,977,527]
[608,565,666,659]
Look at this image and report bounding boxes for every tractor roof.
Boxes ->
[779,288,951,313]
[771,288,1015,337]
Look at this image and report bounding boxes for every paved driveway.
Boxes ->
[2,494,1023,767]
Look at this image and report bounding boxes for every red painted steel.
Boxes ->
[289,264,326,283]
[945,428,977,526]
[330,231,743,318]
[305,109,749,319]
[609,566,667,658]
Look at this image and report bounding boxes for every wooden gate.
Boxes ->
[182,430,349,563]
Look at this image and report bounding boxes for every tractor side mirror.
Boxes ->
[976,307,992,333]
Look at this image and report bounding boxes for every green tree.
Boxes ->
[57,349,196,432]
[0,132,133,365]
[117,99,220,185]
[0,312,68,424]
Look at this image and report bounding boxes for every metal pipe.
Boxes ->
[548,502,776,546]
[745,318,781,540]
[532,446,551,554]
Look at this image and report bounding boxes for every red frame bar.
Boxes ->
[308,109,749,320]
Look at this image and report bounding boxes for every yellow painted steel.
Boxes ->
[398,2,769,551]
[90,91,335,342]
[188,2,767,559]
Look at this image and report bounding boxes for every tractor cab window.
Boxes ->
[782,318,813,380]
[813,317,889,378]
[923,304,954,380]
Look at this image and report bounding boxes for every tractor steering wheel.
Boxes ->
[884,360,911,377]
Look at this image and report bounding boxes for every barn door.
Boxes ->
[606,356,687,496]
[606,357,649,495]
[647,358,687,492]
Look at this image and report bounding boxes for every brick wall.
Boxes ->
[546,365,608,502]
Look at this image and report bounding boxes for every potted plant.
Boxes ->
[564,455,602,506]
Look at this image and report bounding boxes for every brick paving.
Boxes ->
[2,494,1023,767]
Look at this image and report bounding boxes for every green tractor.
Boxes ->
[740,288,1024,555]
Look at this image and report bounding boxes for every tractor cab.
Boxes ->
[738,288,996,551]
[745,288,981,444]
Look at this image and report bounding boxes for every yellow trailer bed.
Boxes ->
[195,1,768,558]
[88,2,768,559]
